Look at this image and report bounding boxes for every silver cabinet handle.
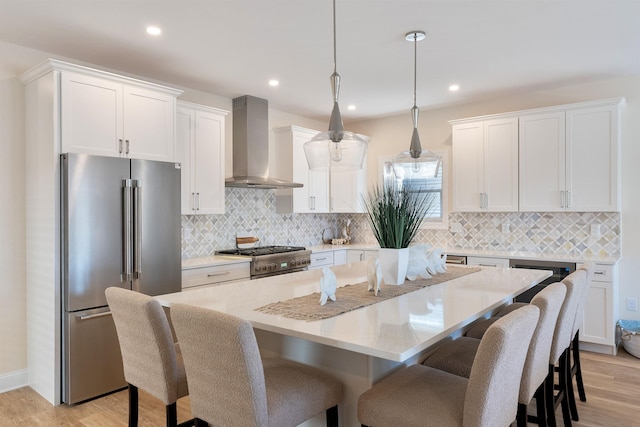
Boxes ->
[125,139,130,155]
[134,180,143,280]
[561,190,566,208]
[207,271,230,277]
[479,263,498,267]
[566,190,571,208]
[594,270,606,276]
[122,179,133,282]
[119,138,124,154]
[196,192,201,211]
[192,192,196,211]
[78,311,112,321]
[314,257,328,261]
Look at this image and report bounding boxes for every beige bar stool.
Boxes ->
[566,263,594,421]
[170,303,343,427]
[105,287,193,427]
[358,305,540,427]
[422,282,567,427]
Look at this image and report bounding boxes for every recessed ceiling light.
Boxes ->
[449,84,460,92]
[268,79,279,87]
[347,105,356,111]
[146,26,162,36]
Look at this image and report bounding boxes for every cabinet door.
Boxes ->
[176,108,196,214]
[193,110,225,214]
[579,263,615,347]
[330,160,367,213]
[291,128,329,213]
[484,117,518,211]
[60,71,123,157]
[347,250,365,263]
[519,112,566,211]
[123,85,176,162]
[566,105,619,211]
[452,121,484,211]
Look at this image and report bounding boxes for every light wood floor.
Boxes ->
[1,349,639,426]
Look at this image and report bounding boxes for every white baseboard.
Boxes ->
[0,369,28,393]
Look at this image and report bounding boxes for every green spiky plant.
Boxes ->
[362,182,434,249]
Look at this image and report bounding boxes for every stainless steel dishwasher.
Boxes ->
[509,258,576,302]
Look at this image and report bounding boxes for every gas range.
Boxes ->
[216,246,311,279]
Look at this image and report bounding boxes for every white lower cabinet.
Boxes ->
[347,249,378,264]
[333,249,347,266]
[578,263,617,353]
[466,256,509,268]
[182,262,250,290]
[309,252,335,270]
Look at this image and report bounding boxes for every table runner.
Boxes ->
[255,266,481,321]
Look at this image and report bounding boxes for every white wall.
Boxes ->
[350,75,640,322]
[0,76,27,390]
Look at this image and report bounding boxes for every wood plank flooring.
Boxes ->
[1,349,639,426]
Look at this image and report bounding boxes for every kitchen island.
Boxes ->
[156,262,551,427]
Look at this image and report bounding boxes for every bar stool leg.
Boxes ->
[572,331,587,402]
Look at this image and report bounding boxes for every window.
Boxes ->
[379,151,448,230]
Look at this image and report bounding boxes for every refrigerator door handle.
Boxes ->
[77,311,113,321]
[134,180,143,281]
[123,179,133,282]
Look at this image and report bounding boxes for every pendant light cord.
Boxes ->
[333,0,337,75]
[413,32,417,108]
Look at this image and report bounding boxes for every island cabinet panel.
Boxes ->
[60,69,180,161]
[452,117,518,212]
[274,125,368,214]
[177,101,228,215]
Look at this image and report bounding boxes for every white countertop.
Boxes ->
[181,255,250,270]
[306,243,380,253]
[157,263,551,362]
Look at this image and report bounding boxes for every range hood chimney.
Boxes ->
[225,95,303,189]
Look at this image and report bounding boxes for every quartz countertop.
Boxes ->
[181,255,251,270]
[157,262,550,362]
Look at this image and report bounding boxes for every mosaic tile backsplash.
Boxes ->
[182,188,620,259]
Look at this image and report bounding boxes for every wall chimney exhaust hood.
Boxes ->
[225,95,303,189]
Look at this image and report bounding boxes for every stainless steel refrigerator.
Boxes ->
[61,153,182,404]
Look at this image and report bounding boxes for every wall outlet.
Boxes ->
[627,298,638,312]
[182,227,193,241]
[590,223,601,239]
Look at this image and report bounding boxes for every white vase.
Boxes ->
[378,247,410,285]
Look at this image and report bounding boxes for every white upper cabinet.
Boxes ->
[519,99,623,212]
[452,117,518,212]
[57,63,181,161]
[566,104,621,212]
[177,101,228,215]
[275,126,368,213]
[518,111,566,211]
[451,97,624,213]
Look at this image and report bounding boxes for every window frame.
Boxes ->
[378,150,449,230]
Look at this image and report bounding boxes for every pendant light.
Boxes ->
[304,0,368,172]
[391,31,441,179]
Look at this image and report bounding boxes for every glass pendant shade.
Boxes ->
[392,30,441,178]
[303,0,367,172]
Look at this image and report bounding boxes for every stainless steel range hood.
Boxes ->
[225,95,303,189]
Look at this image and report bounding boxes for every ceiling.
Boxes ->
[1,0,639,123]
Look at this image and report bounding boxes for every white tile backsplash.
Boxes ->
[182,188,620,260]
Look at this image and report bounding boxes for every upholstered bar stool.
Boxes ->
[422,282,567,427]
[105,287,192,427]
[170,303,343,427]
[566,263,593,421]
[358,305,540,427]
